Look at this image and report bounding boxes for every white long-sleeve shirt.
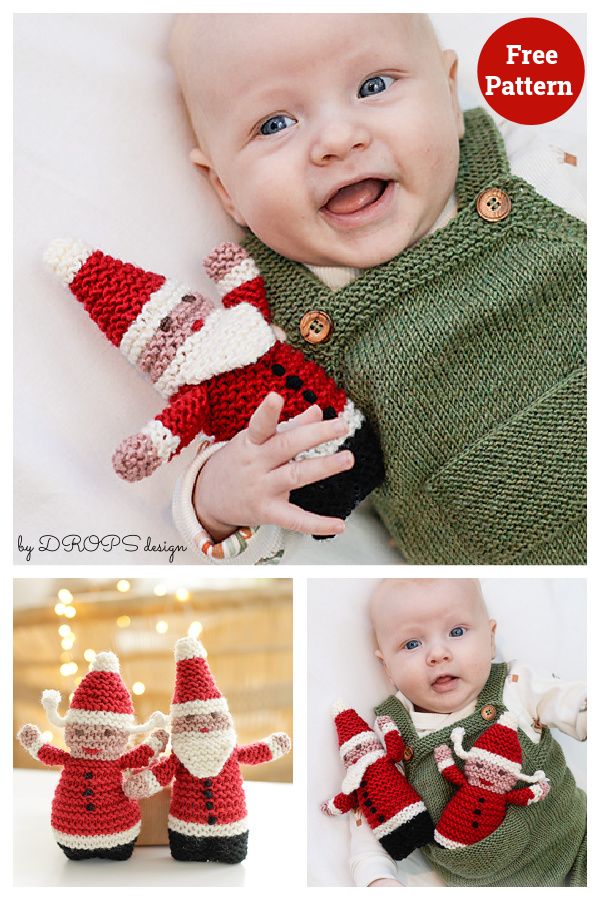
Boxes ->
[171,117,586,563]
[349,659,586,888]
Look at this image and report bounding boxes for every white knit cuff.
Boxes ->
[171,443,286,565]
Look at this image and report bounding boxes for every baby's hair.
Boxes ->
[369,578,486,644]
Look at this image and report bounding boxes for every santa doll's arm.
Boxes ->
[236,732,291,765]
[203,243,272,323]
[119,728,169,769]
[122,751,177,799]
[433,744,467,786]
[321,790,357,816]
[17,724,69,766]
[375,715,406,763]
[505,776,550,807]
[113,383,212,482]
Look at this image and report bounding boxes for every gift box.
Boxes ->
[137,787,171,846]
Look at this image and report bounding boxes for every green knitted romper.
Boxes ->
[243,109,586,564]
[375,663,587,887]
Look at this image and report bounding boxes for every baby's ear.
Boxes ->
[442,49,464,139]
[190,148,248,227]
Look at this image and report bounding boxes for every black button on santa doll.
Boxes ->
[124,636,291,863]
[16,652,168,860]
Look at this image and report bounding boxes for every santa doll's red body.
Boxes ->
[40,743,157,848]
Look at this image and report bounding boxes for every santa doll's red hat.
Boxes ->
[171,636,229,719]
[451,711,545,783]
[41,651,166,733]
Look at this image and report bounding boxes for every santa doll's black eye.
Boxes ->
[498,769,506,775]
[75,728,83,737]
[104,728,113,736]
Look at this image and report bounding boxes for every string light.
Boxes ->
[132,682,146,695]
[64,606,76,619]
[58,589,73,604]
[188,621,203,638]
[41,731,53,742]
[153,584,167,597]
[54,603,66,616]
[117,580,131,593]
[116,615,131,628]
[61,637,74,650]
[175,588,190,602]
[58,624,72,637]
[156,620,168,634]
[60,662,78,677]
[83,649,96,663]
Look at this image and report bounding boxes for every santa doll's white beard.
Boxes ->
[172,728,237,778]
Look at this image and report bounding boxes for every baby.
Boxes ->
[169,14,586,564]
[349,579,586,887]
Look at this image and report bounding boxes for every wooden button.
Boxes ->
[480,704,497,721]
[300,310,332,344]
[476,188,511,222]
[403,746,414,762]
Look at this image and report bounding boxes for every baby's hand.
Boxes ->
[194,393,354,541]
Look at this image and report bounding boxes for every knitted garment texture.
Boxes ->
[375,664,587,887]
[45,238,384,530]
[243,108,586,564]
[321,707,433,860]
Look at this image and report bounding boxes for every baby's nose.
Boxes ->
[310,119,371,166]
[428,645,452,664]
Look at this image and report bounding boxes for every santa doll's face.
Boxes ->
[171,709,237,778]
[342,734,382,767]
[464,757,518,794]
[64,722,129,759]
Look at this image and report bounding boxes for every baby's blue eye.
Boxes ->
[358,75,395,98]
[450,627,465,637]
[260,114,296,136]
[404,639,421,651]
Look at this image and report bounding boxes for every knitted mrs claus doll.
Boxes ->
[44,239,384,531]
[433,711,550,849]
[17,652,168,860]
[123,636,291,863]
[321,706,433,860]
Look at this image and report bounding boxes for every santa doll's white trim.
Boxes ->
[372,801,428,839]
[52,822,141,850]
[168,814,248,838]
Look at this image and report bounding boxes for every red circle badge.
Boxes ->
[477,17,585,125]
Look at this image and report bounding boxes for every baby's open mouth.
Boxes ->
[322,178,390,215]
[432,675,459,693]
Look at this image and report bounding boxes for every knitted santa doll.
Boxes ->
[123,636,291,863]
[16,651,168,860]
[321,706,433,860]
[44,239,384,531]
[433,711,550,849]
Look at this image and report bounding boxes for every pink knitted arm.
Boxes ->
[321,790,357,816]
[113,384,211,482]
[237,733,291,765]
[506,779,550,807]
[203,243,272,323]
[375,715,405,763]
[123,752,177,799]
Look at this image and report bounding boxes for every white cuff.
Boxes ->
[171,442,286,565]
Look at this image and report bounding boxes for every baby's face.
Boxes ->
[182,15,463,268]
[372,580,496,714]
